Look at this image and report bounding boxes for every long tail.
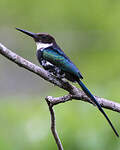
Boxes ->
[78,79,119,137]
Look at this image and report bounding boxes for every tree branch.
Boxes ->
[0,43,120,150]
[46,97,63,150]
[0,43,120,112]
[45,94,120,113]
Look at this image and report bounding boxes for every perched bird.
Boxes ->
[16,28,119,137]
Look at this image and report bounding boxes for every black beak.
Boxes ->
[16,28,37,39]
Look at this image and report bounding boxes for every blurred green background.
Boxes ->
[0,0,120,149]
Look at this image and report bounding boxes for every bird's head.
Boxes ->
[16,28,55,50]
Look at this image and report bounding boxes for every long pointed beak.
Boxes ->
[16,28,37,39]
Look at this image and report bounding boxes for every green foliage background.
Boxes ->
[0,0,120,149]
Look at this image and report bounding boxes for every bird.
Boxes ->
[16,27,119,137]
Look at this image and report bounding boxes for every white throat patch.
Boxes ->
[36,42,53,50]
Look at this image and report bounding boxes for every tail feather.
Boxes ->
[78,79,119,137]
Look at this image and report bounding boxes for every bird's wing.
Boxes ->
[43,46,83,79]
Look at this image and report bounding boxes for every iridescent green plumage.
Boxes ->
[42,47,83,79]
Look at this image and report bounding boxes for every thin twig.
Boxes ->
[46,97,63,150]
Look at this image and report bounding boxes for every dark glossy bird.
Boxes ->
[16,28,119,137]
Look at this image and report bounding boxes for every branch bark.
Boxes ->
[0,43,120,112]
[46,97,63,150]
[0,43,120,150]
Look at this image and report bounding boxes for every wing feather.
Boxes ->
[43,46,83,79]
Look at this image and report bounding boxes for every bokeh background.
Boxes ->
[0,0,120,150]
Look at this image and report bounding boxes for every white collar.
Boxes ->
[36,42,53,50]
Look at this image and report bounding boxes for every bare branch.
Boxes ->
[45,94,120,113]
[46,95,72,106]
[46,97,63,150]
[1,43,120,149]
[0,43,120,112]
